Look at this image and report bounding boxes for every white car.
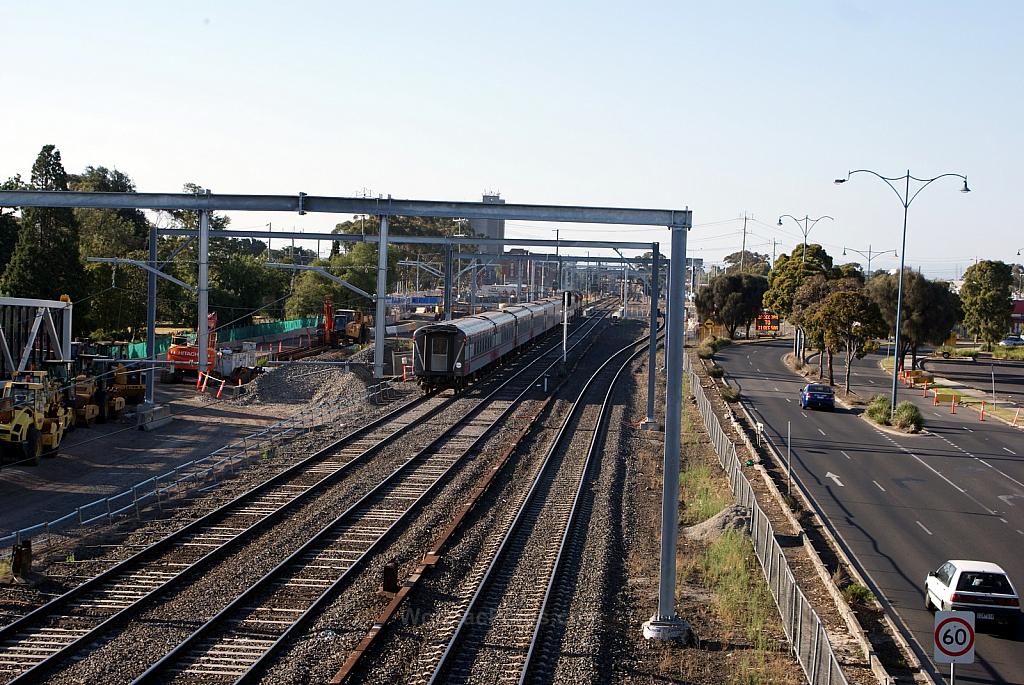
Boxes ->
[998,336,1024,347]
[925,560,1020,632]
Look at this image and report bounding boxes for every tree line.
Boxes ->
[0,145,469,341]
[696,243,1017,393]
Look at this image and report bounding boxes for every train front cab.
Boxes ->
[414,326,462,390]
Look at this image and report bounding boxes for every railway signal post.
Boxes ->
[641,247,661,431]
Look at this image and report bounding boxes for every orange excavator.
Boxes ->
[322,298,371,347]
[165,313,219,382]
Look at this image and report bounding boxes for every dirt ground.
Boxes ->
[0,383,291,536]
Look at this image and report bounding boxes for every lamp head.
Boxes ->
[777,217,783,226]
[833,178,847,185]
[961,178,971,193]
[842,248,847,256]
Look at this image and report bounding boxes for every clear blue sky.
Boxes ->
[2,1,1021,278]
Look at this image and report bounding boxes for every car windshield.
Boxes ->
[807,385,832,394]
[956,571,1014,594]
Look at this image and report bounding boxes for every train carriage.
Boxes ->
[413,292,582,391]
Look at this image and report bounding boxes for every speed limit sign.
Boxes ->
[934,611,975,664]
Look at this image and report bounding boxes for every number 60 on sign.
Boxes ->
[934,611,975,664]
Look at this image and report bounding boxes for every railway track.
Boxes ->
[0,308,603,683]
[422,329,658,685]
[127,308,614,684]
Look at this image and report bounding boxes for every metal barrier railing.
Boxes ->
[1,380,402,550]
[684,356,849,685]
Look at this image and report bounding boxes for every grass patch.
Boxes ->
[841,582,875,608]
[707,364,724,378]
[700,529,780,652]
[720,385,741,403]
[993,346,1024,360]
[708,335,733,351]
[936,345,979,359]
[697,345,715,360]
[865,395,892,425]
[679,464,731,524]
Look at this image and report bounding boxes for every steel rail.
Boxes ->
[426,326,659,684]
[0,390,432,684]
[130,308,613,684]
[519,334,658,683]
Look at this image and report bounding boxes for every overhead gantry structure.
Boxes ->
[0,188,693,642]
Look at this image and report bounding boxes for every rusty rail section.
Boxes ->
[331,394,558,682]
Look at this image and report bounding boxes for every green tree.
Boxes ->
[723,250,770,276]
[0,146,89,311]
[960,260,1013,350]
[866,273,963,370]
[694,273,768,338]
[0,213,18,275]
[816,290,887,393]
[762,244,834,319]
[792,276,861,379]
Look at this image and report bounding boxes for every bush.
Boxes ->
[720,386,741,403]
[708,364,724,378]
[865,395,892,425]
[697,345,715,360]
[709,336,733,351]
[892,401,923,432]
[842,582,875,607]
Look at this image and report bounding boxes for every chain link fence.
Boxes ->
[685,356,848,685]
[1,380,402,550]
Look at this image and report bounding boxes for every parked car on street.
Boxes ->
[998,336,1024,347]
[925,560,1020,633]
[799,383,834,410]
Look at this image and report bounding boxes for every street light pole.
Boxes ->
[778,214,834,263]
[835,169,970,418]
[843,245,898,278]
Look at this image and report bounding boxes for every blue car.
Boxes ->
[800,383,835,410]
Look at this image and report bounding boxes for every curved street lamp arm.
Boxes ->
[807,215,834,230]
[906,173,969,208]
[845,169,907,206]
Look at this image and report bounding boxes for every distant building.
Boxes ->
[469,193,505,256]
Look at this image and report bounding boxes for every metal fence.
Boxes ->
[685,357,848,685]
[1,380,401,550]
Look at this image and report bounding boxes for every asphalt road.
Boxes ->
[716,340,1024,685]
[919,356,1024,406]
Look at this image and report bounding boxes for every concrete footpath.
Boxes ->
[0,385,287,534]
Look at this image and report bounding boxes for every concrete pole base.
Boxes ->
[642,615,695,644]
[640,420,663,432]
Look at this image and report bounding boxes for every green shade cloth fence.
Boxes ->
[126,316,321,359]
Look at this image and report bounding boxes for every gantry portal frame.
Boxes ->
[0,188,692,640]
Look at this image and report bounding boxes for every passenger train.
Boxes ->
[413,292,583,391]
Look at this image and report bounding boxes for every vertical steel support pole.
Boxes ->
[198,207,210,376]
[373,215,389,379]
[890,174,911,418]
[146,225,157,404]
[643,224,692,643]
[517,257,523,303]
[443,243,453,321]
[470,259,477,315]
[643,247,661,430]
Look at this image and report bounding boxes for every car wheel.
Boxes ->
[924,591,934,612]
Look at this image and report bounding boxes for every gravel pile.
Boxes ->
[238,365,365,406]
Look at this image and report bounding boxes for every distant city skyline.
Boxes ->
[2,1,1021,281]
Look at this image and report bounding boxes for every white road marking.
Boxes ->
[801,412,808,418]
[963,427,973,432]
[840,450,851,460]
[774,387,780,392]
[929,432,1024,491]
[1000,518,1008,524]
[825,472,845,487]
[933,412,942,417]
[873,480,886,492]
[1004,447,1017,455]
[868,379,876,384]
[756,368,761,372]
[786,398,792,403]
[916,520,933,536]
[817,428,827,436]
[1018,530,1024,536]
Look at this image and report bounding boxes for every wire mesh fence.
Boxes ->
[1,380,402,550]
[685,357,848,685]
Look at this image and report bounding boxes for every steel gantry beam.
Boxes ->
[0,190,691,229]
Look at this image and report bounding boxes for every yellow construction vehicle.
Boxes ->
[14,370,74,440]
[0,380,64,465]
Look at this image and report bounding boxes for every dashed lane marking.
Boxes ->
[774,387,780,392]
[801,412,808,418]
[1004,447,1017,455]
[786,398,792,403]
[873,480,886,492]
[916,520,933,536]
[933,412,942,418]
[963,427,973,432]
[929,431,1024,491]
[1000,518,1009,524]
[869,379,876,384]
[840,450,851,460]
[818,428,827,436]
[756,368,761,372]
